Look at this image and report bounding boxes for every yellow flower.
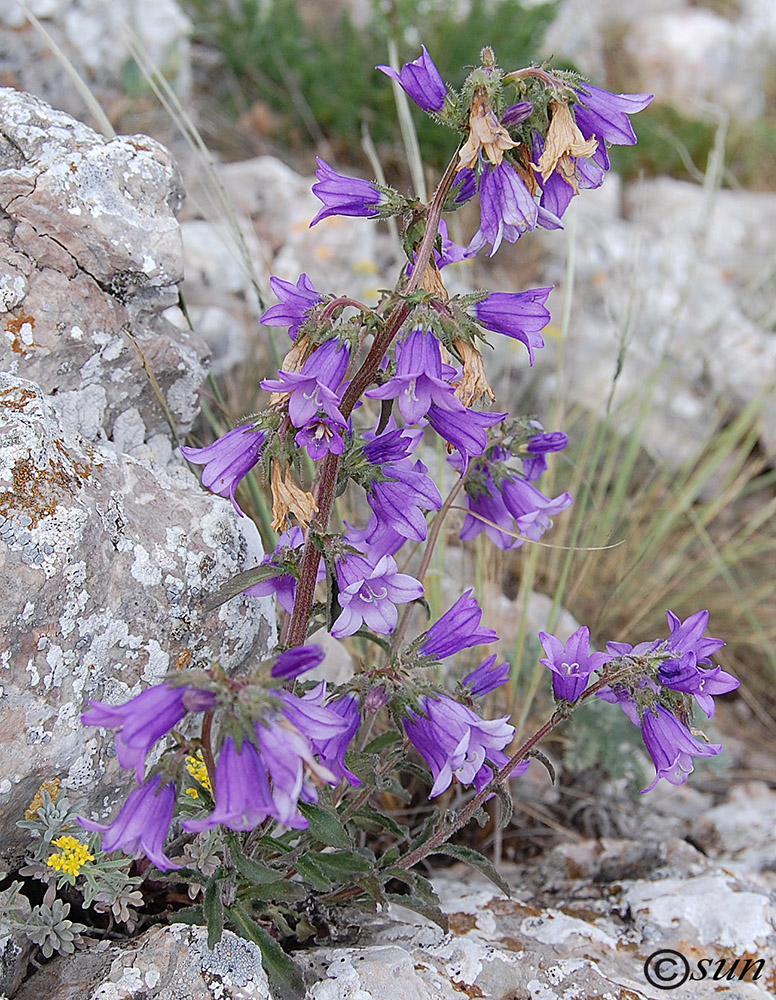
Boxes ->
[46,835,94,877]
[185,750,213,796]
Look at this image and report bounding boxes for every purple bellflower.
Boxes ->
[310,158,385,226]
[404,695,518,796]
[183,735,275,833]
[573,84,654,148]
[261,338,350,428]
[303,686,363,785]
[365,459,444,542]
[427,404,506,470]
[419,590,499,660]
[522,429,569,481]
[464,654,511,696]
[640,704,722,793]
[471,288,553,365]
[255,717,338,827]
[295,411,348,460]
[466,161,539,257]
[82,683,216,781]
[80,775,180,870]
[366,328,463,423]
[539,626,612,702]
[655,610,736,717]
[377,45,447,114]
[452,167,478,204]
[260,273,322,340]
[181,424,267,517]
[332,553,423,638]
[271,643,325,681]
[460,467,572,549]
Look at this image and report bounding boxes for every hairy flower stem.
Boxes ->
[285,151,462,649]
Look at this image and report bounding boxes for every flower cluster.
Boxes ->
[73,45,738,919]
[46,836,95,878]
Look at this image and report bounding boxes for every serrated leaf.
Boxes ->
[298,801,352,848]
[295,855,333,891]
[227,904,306,1000]
[204,565,283,610]
[233,854,285,885]
[430,844,510,896]
[204,879,224,948]
[385,892,448,931]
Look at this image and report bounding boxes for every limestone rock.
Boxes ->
[0,87,208,446]
[12,924,270,1000]
[528,176,776,466]
[0,0,192,126]
[0,375,274,863]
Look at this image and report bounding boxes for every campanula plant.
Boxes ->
[73,45,737,983]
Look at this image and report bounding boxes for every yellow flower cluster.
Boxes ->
[46,835,94,877]
[184,751,213,799]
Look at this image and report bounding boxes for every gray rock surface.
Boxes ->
[524,175,776,466]
[0,87,208,448]
[0,374,275,862]
[12,924,271,1000]
[0,0,192,127]
[542,0,776,121]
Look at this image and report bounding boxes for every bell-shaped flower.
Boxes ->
[332,553,423,638]
[310,158,386,226]
[377,45,447,113]
[419,590,498,661]
[261,339,350,428]
[572,84,654,148]
[183,735,275,833]
[427,404,506,470]
[464,654,510,697]
[181,424,267,516]
[471,288,553,365]
[640,704,721,793]
[466,161,538,257]
[404,695,518,796]
[80,775,180,871]
[82,684,217,782]
[366,328,461,424]
[256,717,338,827]
[260,273,322,340]
[539,626,612,702]
[271,644,325,682]
[522,429,569,481]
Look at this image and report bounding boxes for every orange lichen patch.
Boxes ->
[0,446,96,527]
[175,647,194,671]
[0,385,39,412]
[25,778,62,819]
[4,311,36,356]
[486,897,542,918]
[448,912,478,935]
[497,935,526,952]
[450,980,485,998]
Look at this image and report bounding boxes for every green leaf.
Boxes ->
[311,850,373,878]
[203,565,283,610]
[430,844,510,896]
[233,854,286,885]
[227,904,306,1000]
[495,784,514,829]
[244,880,307,903]
[350,804,408,841]
[295,855,334,892]
[169,904,204,925]
[298,801,352,848]
[363,731,402,754]
[204,878,224,948]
